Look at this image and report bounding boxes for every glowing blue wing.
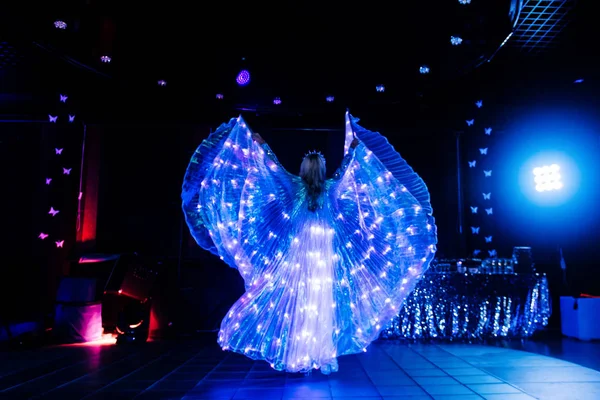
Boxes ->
[182,116,298,283]
[327,113,437,354]
[344,112,433,217]
[182,118,236,256]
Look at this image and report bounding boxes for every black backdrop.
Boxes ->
[91,119,458,331]
[94,119,459,260]
[0,121,81,322]
[0,123,45,322]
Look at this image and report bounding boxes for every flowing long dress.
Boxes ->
[182,112,437,374]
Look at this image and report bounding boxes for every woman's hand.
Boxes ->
[252,132,266,145]
[350,138,359,149]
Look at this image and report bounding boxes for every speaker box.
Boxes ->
[104,255,160,302]
[70,254,120,300]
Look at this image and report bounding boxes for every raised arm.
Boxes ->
[331,138,359,180]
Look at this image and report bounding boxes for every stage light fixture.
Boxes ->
[376,85,385,92]
[157,80,166,86]
[273,97,282,105]
[100,55,111,63]
[54,20,67,29]
[216,93,224,99]
[236,70,250,86]
[115,299,151,344]
[326,96,334,102]
[419,66,430,74]
[451,36,463,45]
[533,164,562,192]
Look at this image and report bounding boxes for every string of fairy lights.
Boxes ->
[51,0,474,106]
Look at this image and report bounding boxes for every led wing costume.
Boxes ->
[182,112,437,374]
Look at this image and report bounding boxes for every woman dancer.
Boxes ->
[182,111,436,374]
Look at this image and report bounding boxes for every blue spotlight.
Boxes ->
[494,109,599,242]
[518,151,579,207]
[533,164,563,192]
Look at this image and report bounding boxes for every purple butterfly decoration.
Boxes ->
[69,115,75,122]
[60,94,68,103]
[55,148,63,155]
[39,233,49,240]
[63,168,71,175]
[49,115,58,123]
[49,207,59,216]
[45,178,52,185]
[56,240,64,248]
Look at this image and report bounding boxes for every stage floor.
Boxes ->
[1,337,599,400]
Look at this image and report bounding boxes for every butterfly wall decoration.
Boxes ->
[485,208,493,215]
[485,236,493,243]
[69,115,75,122]
[49,115,57,123]
[470,206,478,214]
[63,168,71,175]
[55,148,63,155]
[466,119,474,126]
[484,127,492,135]
[482,193,491,200]
[38,233,49,240]
[484,170,492,177]
[60,94,68,103]
[48,207,59,216]
[479,148,488,155]
[475,100,483,108]
[46,178,52,185]
[56,240,64,248]
[468,160,476,168]
[471,226,480,234]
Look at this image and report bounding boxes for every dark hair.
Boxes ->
[300,154,326,211]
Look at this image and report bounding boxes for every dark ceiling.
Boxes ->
[0,0,594,124]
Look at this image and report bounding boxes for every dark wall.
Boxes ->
[94,124,204,256]
[94,119,459,261]
[91,119,458,332]
[0,123,45,321]
[0,121,82,321]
